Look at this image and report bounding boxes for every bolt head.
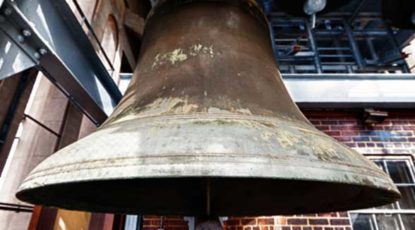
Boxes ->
[17,35,24,43]
[39,48,48,55]
[22,30,31,37]
[33,52,41,59]
[4,8,12,16]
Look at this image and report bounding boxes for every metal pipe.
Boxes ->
[342,19,364,69]
[0,202,34,213]
[304,19,322,73]
[315,30,389,36]
[366,38,379,61]
[347,0,367,24]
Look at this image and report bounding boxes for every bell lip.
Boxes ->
[16,176,401,216]
[16,114,400,215]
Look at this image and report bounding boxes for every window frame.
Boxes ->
[349,155,415,230]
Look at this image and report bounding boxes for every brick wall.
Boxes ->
[306,110,415,155]
[142,109,415,230]
[142,216,189,230]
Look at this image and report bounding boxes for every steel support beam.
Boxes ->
[283,74,415,108]
[342,19,364,69]
[0,0,122,125]
[304,20,322,73]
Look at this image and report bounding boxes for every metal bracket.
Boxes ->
[0,0,122,125]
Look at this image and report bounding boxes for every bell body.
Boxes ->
[17,0,400,216]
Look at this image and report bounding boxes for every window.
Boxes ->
[350,157,415,230]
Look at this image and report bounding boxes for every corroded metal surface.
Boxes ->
[17,0,400,216]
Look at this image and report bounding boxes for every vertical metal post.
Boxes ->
[343,19,364,69]
[268,20,280,65]
[366,38,379,61]
[304,19,322,73]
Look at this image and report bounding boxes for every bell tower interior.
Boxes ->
[0,0,414,229]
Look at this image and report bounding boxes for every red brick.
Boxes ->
[287,218,307,225]
[341,131,360,136]
[403,126,415,130]
[333,136,352,142]
[309,219,329,225]
[164,220,186,226]
[309,120,322,125]
[257,218,274,225]
[315,125,330,131]
[391,120,408,125]
[241,218,257,225]
[338,212,349,218]
[330,219,349,225]
[143,220,153,226]
[322,121,338,125]
[323,131,341,136]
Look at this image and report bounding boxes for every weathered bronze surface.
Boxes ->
[16,0,400,216]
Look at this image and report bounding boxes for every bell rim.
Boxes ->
[16,176,400,216]
[17,114,400,215]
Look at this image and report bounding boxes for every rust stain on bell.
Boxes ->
[16,0,400,216]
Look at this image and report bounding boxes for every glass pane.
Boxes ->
[351,214,376,230]
[401,215,415,230]
[124,215,139,230]
[374,161,386,171]
[387,161,413,183]
[398,187,415,209]
[376,214,402,230]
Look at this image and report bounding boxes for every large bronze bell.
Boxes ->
[17,0,400,216]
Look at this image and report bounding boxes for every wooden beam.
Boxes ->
[119,27,137,69]
[123,9,145,38]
